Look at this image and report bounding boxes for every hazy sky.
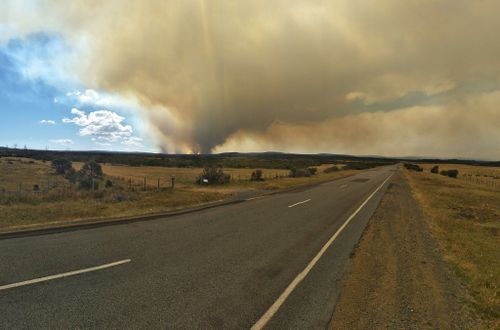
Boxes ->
[1,0,500,158]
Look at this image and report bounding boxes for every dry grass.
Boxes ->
[73,162,291,188]
[405,165,500,327]
[0,157,67,191]
[418,163,500,189]
[0,158,362,230]
[0,188,227,231]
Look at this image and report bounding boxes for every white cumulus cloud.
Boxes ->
[63,108,143,147]
[39,119,56,125]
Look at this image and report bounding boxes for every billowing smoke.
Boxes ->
[3,0,500,157]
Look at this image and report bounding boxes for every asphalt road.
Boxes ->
[0,165,396,329]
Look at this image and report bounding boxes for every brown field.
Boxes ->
[0,157,67,192]
[0,158,359,231]
[73,162,291,188]
[405,164,500,327]
[418,163,500,190]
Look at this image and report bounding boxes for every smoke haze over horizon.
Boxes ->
[2,1,500,158]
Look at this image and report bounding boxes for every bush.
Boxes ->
[105,180,113,188]
[440,169,459,178]
[79,160,103,179]
[289,167,317,177]
[33,184,39,191]
[52,158,72,175]
[250,169,264,181]
[431,165,439,174]
[307,167,318,175]
[324,165,339,173]
[78,177,99,190]
[404,163,423,172]
[64,167,78,183]
[76,161,103,190]
[197,166,230,185]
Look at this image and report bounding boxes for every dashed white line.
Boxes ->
[0,259,131,291]
[251,173,393,330]
[287,199,311,208]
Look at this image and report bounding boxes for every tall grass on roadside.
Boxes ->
[405,169,500,326]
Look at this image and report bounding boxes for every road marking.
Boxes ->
[246,196,265,201]
[251,174,393,330]
[287,199,311,208]
[0,259,131,291]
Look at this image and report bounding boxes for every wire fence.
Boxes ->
[0,171,292,197]
[459,173,500,190]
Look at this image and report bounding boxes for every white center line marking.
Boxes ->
[251,173,393,330]
[287,199,311,208]
[0,259,131,291]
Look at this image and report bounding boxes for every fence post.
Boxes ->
[129,177,132,190]
[171,175,175,189]
[157,178,160,190]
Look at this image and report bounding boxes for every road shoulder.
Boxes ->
[330,170,479,329]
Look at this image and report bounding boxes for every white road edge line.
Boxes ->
[287,199,311,208]
[246,196,265,201]
[0,259,131,291]
[251,173,393,330]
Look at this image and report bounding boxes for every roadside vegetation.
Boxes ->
[404,164,500,327]
[0,157,382,231]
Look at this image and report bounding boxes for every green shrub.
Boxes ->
[52,158,72,175]
[250,169,264,181]
[105,180,113,188]
[79,160,103,179]
[197,166,230,185]
[431,165,439,174]
[324,165,339,173]
[289,167,317,177]
[307,167,318,175]
[404,163,423,172]
[440,169,459,178]
[76,161,103,190]
[64,167,78,183]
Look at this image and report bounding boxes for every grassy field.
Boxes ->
[0,158,360,231]
[405,165,500,327]
[72,162,291,188]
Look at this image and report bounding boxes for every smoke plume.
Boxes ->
[3,0,500,157]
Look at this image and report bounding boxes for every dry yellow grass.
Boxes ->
[0,189,227,231]
[405,165,500,327]
[73,162,291,188]
[0,158,362,230]
[0,157,69,192]
[418,163,500,189]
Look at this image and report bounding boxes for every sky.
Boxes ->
[1,1,500,159]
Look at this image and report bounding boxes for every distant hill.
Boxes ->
[0,147,497,169]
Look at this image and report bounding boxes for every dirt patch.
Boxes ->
[330,171,480,329]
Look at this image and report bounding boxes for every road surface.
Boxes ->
[0,165,396,329]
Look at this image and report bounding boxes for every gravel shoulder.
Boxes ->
[330,170,479,329]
